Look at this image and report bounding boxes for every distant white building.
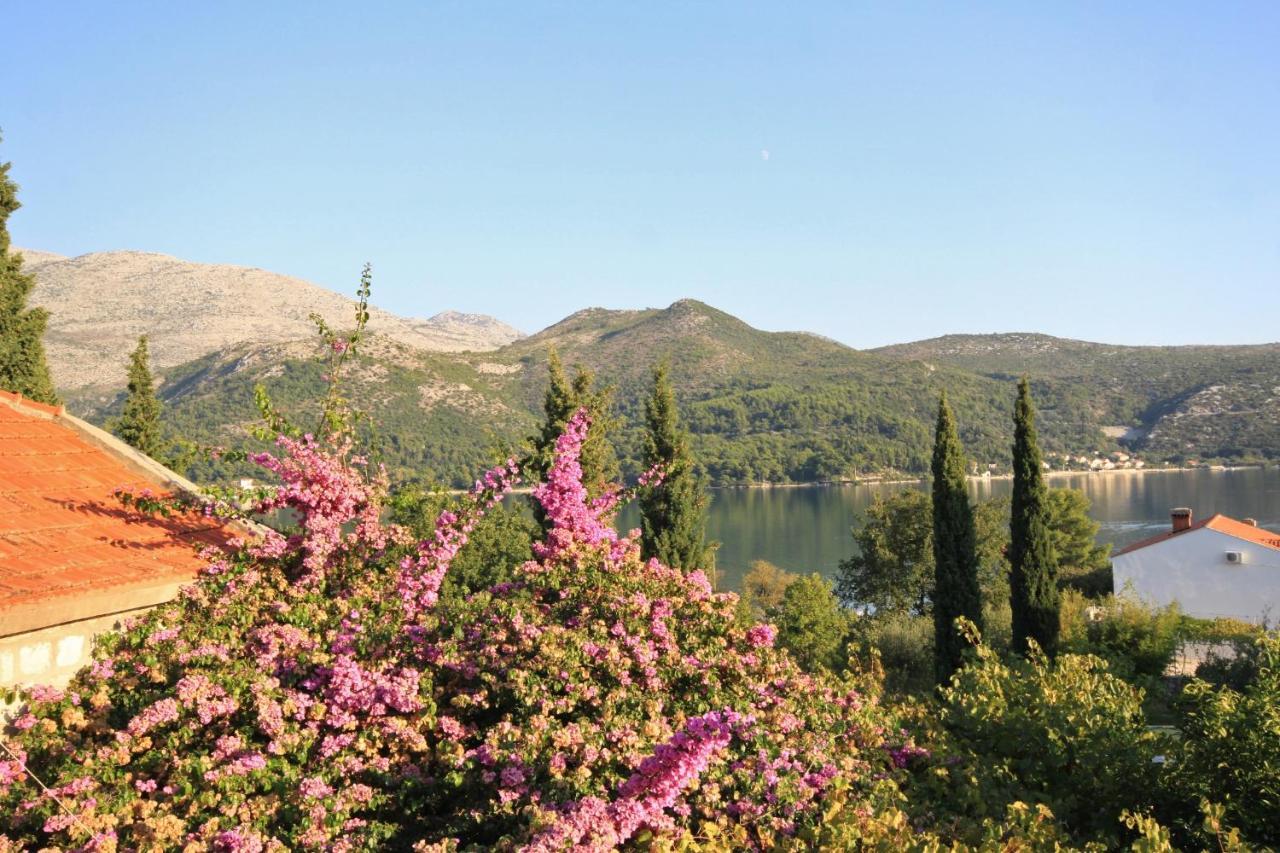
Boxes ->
[1112,508,1280,624]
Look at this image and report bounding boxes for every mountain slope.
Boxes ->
[873,333,1280,462]
[21,249,522,392]
[35,246,1278,486]
[81,300,1122,487]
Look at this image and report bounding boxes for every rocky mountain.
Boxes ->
[409,310,526,352]
[19,248,522,392]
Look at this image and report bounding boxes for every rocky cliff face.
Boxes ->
[20,249,522,390]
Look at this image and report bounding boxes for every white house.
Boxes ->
[1111,508,1280,624]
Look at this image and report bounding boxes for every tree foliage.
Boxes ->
[931,393,983,684]
[386,483,538,599]
[738,559,797,622]
[771,573,851,674]
[638,361,715,574]
[1009,378,1060,656]
[0,140,58,405]
[837,490,934,615]
[114,335,164,457]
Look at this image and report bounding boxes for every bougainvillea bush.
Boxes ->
[0,410,928,851]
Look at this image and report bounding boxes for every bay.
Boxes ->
[614,467,1280,592]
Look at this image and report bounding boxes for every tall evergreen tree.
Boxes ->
[530,348,619,525]
[0,138,59,405]
[931,392,983,684]
[115,335,163,457]
[638,361,715,574]
[1009,377,1060,656]
[568,364,619,499]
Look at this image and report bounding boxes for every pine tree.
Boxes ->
[115,335,163,457]
[931,393,983,684]
[639,361,715,574]
[1009,377,1060,656]
[530,348,619,525]
[0,139,59,405]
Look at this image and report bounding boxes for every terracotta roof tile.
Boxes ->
[0,396,235,631]
[1113,513,1280,557]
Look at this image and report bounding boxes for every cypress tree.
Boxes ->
[0,139,59,405]
[533,349,577,469]
[569,365,619,499]
[1009,377,1060,656]
[638,361,715,574]
[115,335,163,457]
[931,392,983,684]
[530,348,619,525]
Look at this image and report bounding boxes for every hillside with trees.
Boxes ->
[23,249,1276,485]
[874,333,1280,464]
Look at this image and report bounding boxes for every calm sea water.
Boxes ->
[613,468,1280,592]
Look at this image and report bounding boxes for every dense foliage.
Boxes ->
[1163,635,1280,844]
[835,486,1102,619]
[1009,378,1060,656]
[923,623,1165,846]
[4,398,1278,849]
[0,139,58,406]
[638,362,715,574]
[930,395,983,684]
[0,409,918,850]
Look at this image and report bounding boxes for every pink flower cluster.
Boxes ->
[0,746,26,789]
[526,710,748,851]
[397,457,520,623]
[125,697,181,737]
[532,409,632,563]
[251,432,390,580]
[746,623,777,648]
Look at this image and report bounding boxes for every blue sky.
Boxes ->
[4,2,1278,347]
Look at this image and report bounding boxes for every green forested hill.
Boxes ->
[873,333,1280,464]
[66,306,1279,487]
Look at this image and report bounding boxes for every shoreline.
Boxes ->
[709,463,1270,491]
[453,464,1271,495]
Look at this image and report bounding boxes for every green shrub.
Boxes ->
[771,573,852,673]
[925,622,1165,846]
[850,611,935,696]
[1164,634,1280,846]
[1060,590,1182,681]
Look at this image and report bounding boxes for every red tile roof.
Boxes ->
[0,391,233,636]
[1113,513,1280,557]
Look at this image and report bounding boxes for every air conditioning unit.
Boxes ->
[1225,551,1245,565]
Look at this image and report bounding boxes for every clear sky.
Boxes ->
[4,2,1278,347]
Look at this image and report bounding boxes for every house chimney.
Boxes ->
[1171,507,1193,532]
[1244,518,1259,527]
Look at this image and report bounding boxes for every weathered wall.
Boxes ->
[1113,528,1280,623]
[1,606,155,693]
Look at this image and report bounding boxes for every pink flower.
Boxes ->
[526,709,749,851]
[746,623,777,648]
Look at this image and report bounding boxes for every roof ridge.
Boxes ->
[0,390,64,418]
[1114,512,1280,557]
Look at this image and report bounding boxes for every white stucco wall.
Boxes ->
[1112,528,1280,624]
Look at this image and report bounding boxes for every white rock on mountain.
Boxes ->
[19,249,523,390]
